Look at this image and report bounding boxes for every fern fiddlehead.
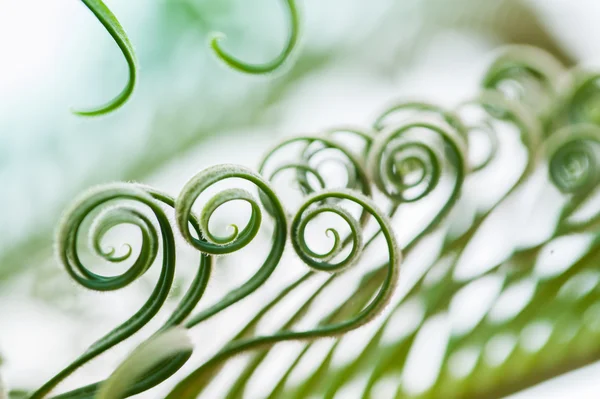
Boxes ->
[273,78,544,398]
[71,0,299,117]
[177,165,289,328]
[368,121,467,204]
[165,188,401,398]
[29,185,177,398]
[203,111,469,399]
[29,185,217,398]
[22,33,600,399]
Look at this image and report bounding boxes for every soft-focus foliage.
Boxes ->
[3,1,600,398]
[18,43,600,398]
[75,0,138,116]
[97,328,192,399]
[0,0,576,281]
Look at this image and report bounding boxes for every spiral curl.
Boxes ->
[456,91,542,173]
[31,184,179,399]
[259,136,371,197]
[481,45,565,118]
[545,124,600,196]
[368,121,467,203]
[291,200,364,272]
[174,164,288,328]
[165,189,401,398]
[56,185,161,291]
[373,101,467,140]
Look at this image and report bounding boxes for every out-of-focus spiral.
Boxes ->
[209,0,298,74]
[373,101,467,140]
[323,127,374,159]
[457,91,541,173]
[545,124,600,196]
[482,45,565,118]
[368,121,467,203]
[258,136,372,226]
[564,72,600,126]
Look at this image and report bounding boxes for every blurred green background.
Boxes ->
[1,0,600,396]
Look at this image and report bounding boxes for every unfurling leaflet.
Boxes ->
[30,184,177,398]
[175,164,288,328]
[165,189,400,398]
[544,124,600,234]
[368,121,467,203]
[258,135,372,212]
[28,43,600,399]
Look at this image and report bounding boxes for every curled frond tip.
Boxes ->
[75,0,138,116]
[210,0,299,74]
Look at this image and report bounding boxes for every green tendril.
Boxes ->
[292,202,363,272]
[175,164,288,328]
[30,184,174,399]
[74,0,137,116]
[31,185,212,399]
[373,101,467,139]
[259,136,371,197]
[368,121,467,203]
[565,72,600,126]
[165,189,401,399]
[210,0,299,74]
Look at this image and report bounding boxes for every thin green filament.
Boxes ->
[210,0,299,74]
[75,0,137,116]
